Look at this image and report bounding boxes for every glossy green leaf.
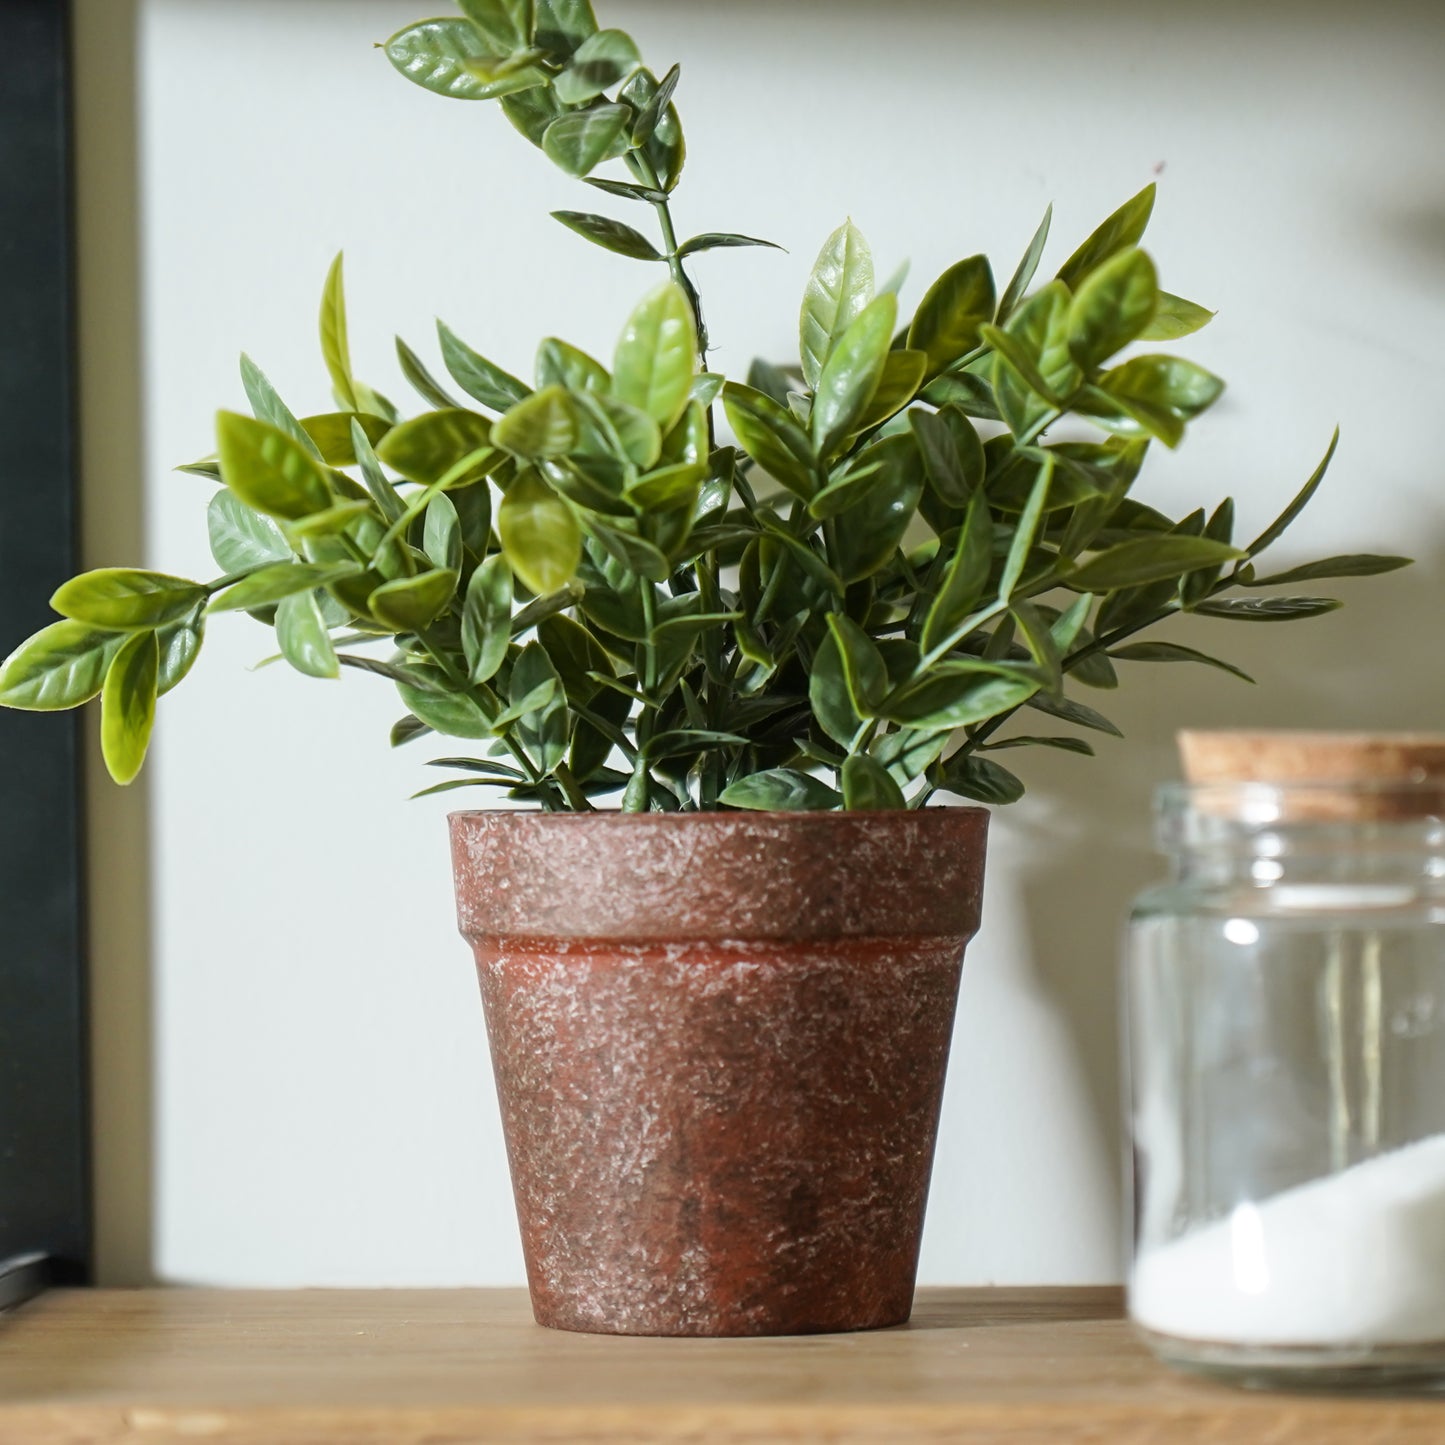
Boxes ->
[376,408,494,484]
[458,0,533,51]
[508,641,568,770]
[350,418,405,524]
[721,382,815,499]
[1139,291,1215,342]
[551,209,663,261]
[1190,595,1342,621]
[1102,354,1224,420]
[553,27,640,104]
[423,494,463,574]
[437,321,530,412]
[1027,692,1123,737]
[493,385,580,458]
[395,336,461,412]
[1068,247,1159,371]
[592,393,662,468]
[369,568,459,632]
[933,752,1025,804]
[500,80,565,143]
[216,411,332,520]
[395,677,495,739]
[1245,553,1411,586]
[1246,429,1340,557]
[630,61,679,146]
[298,412,392,466]
[156,614,204,697]
[534,0,597,57]
[99,631,158,785]
[0,620,124,711]
[854,348,927,431]
[719,768,841,812]
[612,281,697,431]
[542,103,631,177]
[999,455,1053,601]
[997,204,1052,321]
[52,569,207,631]
[384,18,504,99]
[319,253,357,411]
[799,219,873,391]
[498,470,582,594]
[830,433,925,583]
[910,406,983,508]
[991,280,1082,437]
[908,255,996,378]
[809,625,860,746]
[677,232,783,259]
[239,355,323,460]
[620,67,685,191]
[208,561,361,614]
[536,338,609,394]
[1068,535,1242,592]
[885,671,1040,735]
[1056,183,1155,290]
[811,292,897,455]
[207,491,290,574]
[828,613,888,716]
[922,491,992,652]
[461,555,512,683]
[274,591,338,679]
[1110,640,1254,682]
[842,753,906,810]
[986,733,1094,756]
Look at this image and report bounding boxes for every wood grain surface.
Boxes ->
[1,1286,1442,1442]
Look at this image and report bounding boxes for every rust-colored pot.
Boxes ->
[449,808,988,1337]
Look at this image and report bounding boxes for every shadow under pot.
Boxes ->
[449,807,989,1337]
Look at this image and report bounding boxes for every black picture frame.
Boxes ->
[0,0,90,1301]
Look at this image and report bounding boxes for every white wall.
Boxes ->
[78,0,1445,1285]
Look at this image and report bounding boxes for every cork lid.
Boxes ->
[1177,731,1445,821]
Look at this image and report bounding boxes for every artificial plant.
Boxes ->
[0,0,1410,812]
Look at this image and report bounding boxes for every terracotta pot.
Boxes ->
[449,807,989,1337]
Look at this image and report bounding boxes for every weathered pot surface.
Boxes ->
[450,807,989,1337]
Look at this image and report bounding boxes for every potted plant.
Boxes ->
[0,0,1407,1336]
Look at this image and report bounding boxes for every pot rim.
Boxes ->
[446,804,990,825]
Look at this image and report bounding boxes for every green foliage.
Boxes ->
[0,2,1406,802]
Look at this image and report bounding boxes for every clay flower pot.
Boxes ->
[449,807,988,1337]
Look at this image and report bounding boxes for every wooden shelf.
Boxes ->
[1,1287,1441,1442]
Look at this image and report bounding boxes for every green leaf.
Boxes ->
[52,569,207,630]
[1190,595,1342,621]
[493,385,580,458]
[719,768,841,812]
[282,499,375,541]
[827,613,888,717]
[536,338,609,394]
[437,321,530,412]
[999,455,1053,601]
[678,232,783,259]
[319,253,357,411]
[910,406,983,507]
[1101,354,1224,420]
[0,620,124,710]
[1067,247,1159,371]
[298,412,392,466]
[498,469,582,594]
[721,382,816,499]
[932,752,1025,804]
[620,67,685,192]
[590,393,662,469]
[986,734,1094,756]
[500,79,565,144]
[536,612,610,705]
[239,355,323,460]
[207,491,291,574]
[100,630,159,785]
[384,18,504,99]
[396,677,496,740]
[1110,640,1254,682]
[1068,536,1242,592]
[612,281,697,432]
[350,419,405,524]
[275,591,338,679]
[157,614,204,696]
[585,175,666,204]
[842,753,906,810]
[922,491,992,652]
[509,641,568,771]
[551,210,663,261]
[997,204,1052,321]
[854,348,927,431]
[461,555,513,683]
[908,255,996,379]
[588,519,671,582]
[534,0,597,58]
[829,433,925,583]
[1244,553,1411,586]
[1139,292,1215,342]
[376,408,494,484]
[458,0,533,51]
[991,280,1081,437]
[1027,691,1123,736]
[216,411,332,520]
[395,336,462,412]
[542,103,631,177]
[369,569,459,632]
[809,625,861,746]
[1246,429,1341,558]
[207,561,361,614]
[799,219,874,391]
[423,494,463,573]
[811,292,897,455]
[553,27,640,104]
[884,672,1040,735]
[1056,184,1155,291]
[921,370,1001,421]
[1074,382,1184,449]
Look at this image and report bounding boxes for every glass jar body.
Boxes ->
[1126,786,1445,1387]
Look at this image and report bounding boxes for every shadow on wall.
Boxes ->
[1004,542,1445,1248]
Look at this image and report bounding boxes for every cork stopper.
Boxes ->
[1177,730,1445,821]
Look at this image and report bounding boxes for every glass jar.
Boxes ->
[1126,779,1445,1387]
